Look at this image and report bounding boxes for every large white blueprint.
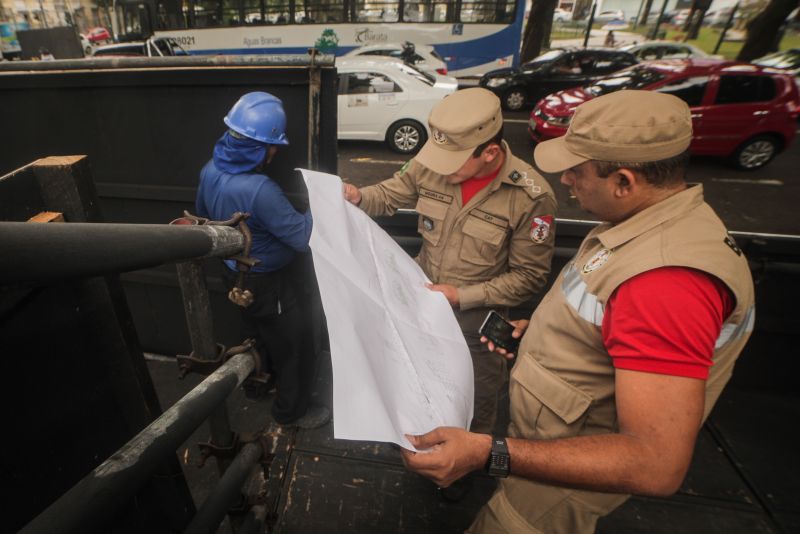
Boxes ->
[300,169,474,450]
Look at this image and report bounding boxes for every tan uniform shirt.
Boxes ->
[482,185,755,531]
[359,142,557,310]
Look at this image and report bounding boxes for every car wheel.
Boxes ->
[85,46,92,55]
[503,88,527,111]
[387,119,427,154]
[731,135,780,171]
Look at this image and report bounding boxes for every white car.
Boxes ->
[621,41,721,60]
[337,57,456,154]
[553,8,572,22]
[343,41,450,77]
[594,9,625,22]
[79,33,93,56]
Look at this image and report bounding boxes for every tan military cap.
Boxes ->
[415,88,503,175]
[534,90,693,173]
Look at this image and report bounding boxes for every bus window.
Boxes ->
[193,0,223,27]
[241,0,290,24]
[459,0,515,23]
[156,0,186,29]
[403,0,451,22]
[298,0,346,23]
[354,0,399,22]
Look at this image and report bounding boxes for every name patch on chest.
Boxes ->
[472,209,508,228]
[420,188,453,204]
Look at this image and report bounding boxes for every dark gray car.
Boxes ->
[479,48,638,110]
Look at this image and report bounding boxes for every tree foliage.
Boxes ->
[737,0,798,60]
[520,0,559,63]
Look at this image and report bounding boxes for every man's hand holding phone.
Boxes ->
[478,311,529,360]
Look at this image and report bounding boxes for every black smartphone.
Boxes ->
[478,311,520,353]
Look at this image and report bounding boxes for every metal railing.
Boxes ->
[7,217,272,534]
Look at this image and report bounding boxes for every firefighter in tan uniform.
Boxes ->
[401,90,756,533]
[343,88,557,440]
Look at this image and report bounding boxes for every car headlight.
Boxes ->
[485,77,509,88]
[546,115,572,127]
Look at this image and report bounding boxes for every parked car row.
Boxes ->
[528,59,799,170]
[339,42,799,169]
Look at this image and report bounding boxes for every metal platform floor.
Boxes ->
[147,350,800,534]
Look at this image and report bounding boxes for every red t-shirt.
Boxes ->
[602,267,735,380]
[461,165,502,205]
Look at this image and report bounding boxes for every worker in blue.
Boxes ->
[196,91,331,429]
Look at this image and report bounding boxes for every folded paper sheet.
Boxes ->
[301,169,474,450]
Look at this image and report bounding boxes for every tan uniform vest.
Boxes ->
[359,141,557,310]
[499,185,755,528]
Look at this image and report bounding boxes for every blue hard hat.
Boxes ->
[223,92,289,145]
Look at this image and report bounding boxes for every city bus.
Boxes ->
[112,0,525,76]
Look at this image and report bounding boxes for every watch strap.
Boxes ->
[486,436,510,478]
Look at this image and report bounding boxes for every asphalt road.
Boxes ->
[338,110,800,236]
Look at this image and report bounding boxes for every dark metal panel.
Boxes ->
[275,452,497,534]
[0,158,196,532]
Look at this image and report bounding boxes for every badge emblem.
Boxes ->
[422,217,434,231]
[724,235,742,256]
[509,170,522,183]
[530,215,553,243]
[432,128,447,144]
[582,248,611,273]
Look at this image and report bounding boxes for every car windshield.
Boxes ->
[521,50,564,70]
[586,66,667,96]
[397,63,436,86]
[756,50,800,69]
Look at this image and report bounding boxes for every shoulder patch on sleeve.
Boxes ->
[530,215,554,243]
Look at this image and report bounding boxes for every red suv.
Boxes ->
[529,59,799,170]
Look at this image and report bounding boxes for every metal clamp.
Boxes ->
[178,210,261,308]
[197,432,240,468]
[177,343,227,379]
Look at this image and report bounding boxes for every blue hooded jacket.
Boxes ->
[196,131,312,273]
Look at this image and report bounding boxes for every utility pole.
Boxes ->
[38,0,49,28]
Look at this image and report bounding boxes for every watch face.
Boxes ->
[488,452,510,477]
[487,437,510,477]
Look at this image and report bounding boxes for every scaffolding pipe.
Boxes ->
[184,442,265,534]
[20,351,257,534]
[176,259,236,473]
[238,505,267,534]
[0,222,244,284]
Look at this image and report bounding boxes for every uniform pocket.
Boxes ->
[459,215,508,267]
[509,355,592,440]
[415,196,449,247]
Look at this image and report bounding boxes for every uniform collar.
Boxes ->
[595,184,705,250]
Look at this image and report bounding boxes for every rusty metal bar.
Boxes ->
[20,351,257,534]
[0,222,244,284]
[183,442,265,534]
[176,260,235,473]
[238,505,267,534]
